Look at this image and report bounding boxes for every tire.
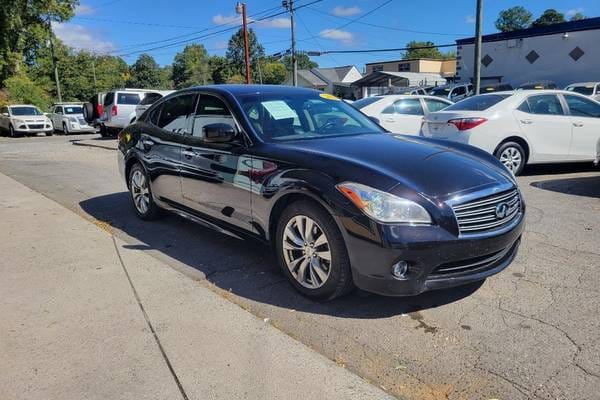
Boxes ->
[495,141,526,176]
[275,200,354,301]
[128,163,162,220]
[9,124,16,138]
[63,122,69,136]
[45,131,53,136]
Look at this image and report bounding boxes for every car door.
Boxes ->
[139,93,196,204]
[180,93,253,232]
[563,94,600,160]
[514,94,572,161]
[0,106,8,130]
[380,98,424,135]
[52,106,63,128]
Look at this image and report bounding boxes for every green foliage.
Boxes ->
[260,62,286,84]
[281,53,318,71]
[4,73,50,109]
[226,28,264,77]
[209,55,233,84]
[532,9,566,27]
[127,54,162,89]
[172,44,212,89]
[403,41,443,60]
[495,6,533,32]
[570,12,586,21]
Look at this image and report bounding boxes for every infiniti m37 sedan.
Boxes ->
[113,85,525,300]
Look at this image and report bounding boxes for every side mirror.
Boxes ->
[203,123,236,143]
[2,112,9,117]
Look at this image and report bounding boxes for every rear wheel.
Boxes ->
[275,200,354,301]
[128,163,161,220]
[495,141,526,175]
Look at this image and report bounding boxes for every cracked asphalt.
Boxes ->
[1,134,598,400]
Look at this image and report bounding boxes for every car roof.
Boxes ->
[187,84,322,97]
[565,82,599,86]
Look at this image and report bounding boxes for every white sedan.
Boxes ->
[353,95,453,135]
[421,90,600,175]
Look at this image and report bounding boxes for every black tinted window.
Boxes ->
[191,95,234,138]
[565,85,594,96]
[103,92,114,106]
[141,93,163,105]
[564,95,600,118]
[527,95,563,115]
[117,93,141,105]
[157,94,197,134]
[453,86,466,96]
[445,94,511,111]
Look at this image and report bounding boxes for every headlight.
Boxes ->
[336,182,432,224]
[69,117,78,123]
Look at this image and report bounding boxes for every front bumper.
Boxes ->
[341,212,525,296]
[14,123,53,134]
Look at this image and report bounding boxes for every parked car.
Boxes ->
[429,83,473,102]
[112,85,524,300]
[353,95,452,135]
[0,104,53,137]
[134,90,175,122]
[517,80,557,90]
[87,92,106,126]
[49,103,96,135]
[564,82,600,102]
[481,83,514,93]
[421,90,600,175]
[385,86,434,96]
[595,137,600,166]
[101,89,155,136]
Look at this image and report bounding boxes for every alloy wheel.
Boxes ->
[130,169,150,214]
[282,215,331,289]
[499,146,522,173]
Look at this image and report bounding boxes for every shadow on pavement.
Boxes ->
[80,192,483,318]
[522,162,598,176]
[531,175,600,199]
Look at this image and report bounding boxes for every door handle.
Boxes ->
[182,148,195,159]
[573,122,584,127]
[520,119,533,125]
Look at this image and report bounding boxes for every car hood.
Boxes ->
[268,133,514,199]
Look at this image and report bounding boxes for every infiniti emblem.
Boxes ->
[495,202,509,219]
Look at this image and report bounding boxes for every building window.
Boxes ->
[372,65,383,72]
[398,63,410,72]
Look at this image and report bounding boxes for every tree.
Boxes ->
[172,44,211,89]
[403,41,443,60]
[226,28,264,79]
[4,73,50,109]
[495,6,533,32]
[532,9,566,27]
[281,53,318,71]
[570,12,586,21]
[260,61,286,84]
[127,54,162,89]
[208,55,233,84]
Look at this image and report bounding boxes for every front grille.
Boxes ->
[429,241,518,279]
[28,124,44,129]
[452,188,521,234]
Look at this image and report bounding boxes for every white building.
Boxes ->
[456,17,600,88]
[283,65,362,98]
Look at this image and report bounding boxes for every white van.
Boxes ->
[101,89,156,135]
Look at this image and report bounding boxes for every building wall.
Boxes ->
[456,29,599,87]
[365,59,455,76]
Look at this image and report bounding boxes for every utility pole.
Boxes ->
[283,0,297,86]
[473,0,483,94]
[236,2,251,84]
[47,18,62,102]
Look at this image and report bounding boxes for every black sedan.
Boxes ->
[113,85,525,300]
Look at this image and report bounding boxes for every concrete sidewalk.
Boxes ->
[0,173,394,400]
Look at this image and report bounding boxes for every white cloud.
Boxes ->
[75,4,95,15]
[565,7,584,17]
[332,6,361,17]
[52,23,116,53]
[212,14,241,25]
[319,28,354,44]
[256,17,290,29]
[465,15,476,24]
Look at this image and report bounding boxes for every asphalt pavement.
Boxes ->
[0,134,598,400]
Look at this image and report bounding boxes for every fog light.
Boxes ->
[392,261,409,279]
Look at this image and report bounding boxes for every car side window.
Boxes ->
[56,106,63,114]
[517,100,531,113]
[394,98,424,115]
[454,86,466,96]
[527,95,564,115]
[191,95,235,138]
[117,93,141,105]
[564,95,600,118]
[157,94,197,134]
[424,99,449,113]
[381,104,395,114]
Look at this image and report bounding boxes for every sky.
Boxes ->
[53,0,600,70]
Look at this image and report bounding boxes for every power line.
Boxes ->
[307,43,457,55]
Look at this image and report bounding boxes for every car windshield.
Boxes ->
[64,106,83,114]
[430,87,451,96]
[445,94,512,111]
[352,97,382,109]
[566,85,594,96]
[10,106,42,116]
[239,92,383,141]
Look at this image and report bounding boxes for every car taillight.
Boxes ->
[448,117,487,131]
[97,104,103,116]
[111,105,118,116]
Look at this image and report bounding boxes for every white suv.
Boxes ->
[50,103,96,135]
[0,104,53,137]
[101,89,154,135]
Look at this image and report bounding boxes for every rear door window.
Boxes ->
[157,94,197,134]
[424,98,450,113]
[445,94,511,111]
[527,95,564,115]
[117,93,141,105]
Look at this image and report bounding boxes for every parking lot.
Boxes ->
[1,133,599,400]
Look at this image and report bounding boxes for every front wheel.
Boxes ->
[9,124,16,138]
[495,141,526,176]
[275,200,354,301]
[128,163,161,220]
[63,122,69,135]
